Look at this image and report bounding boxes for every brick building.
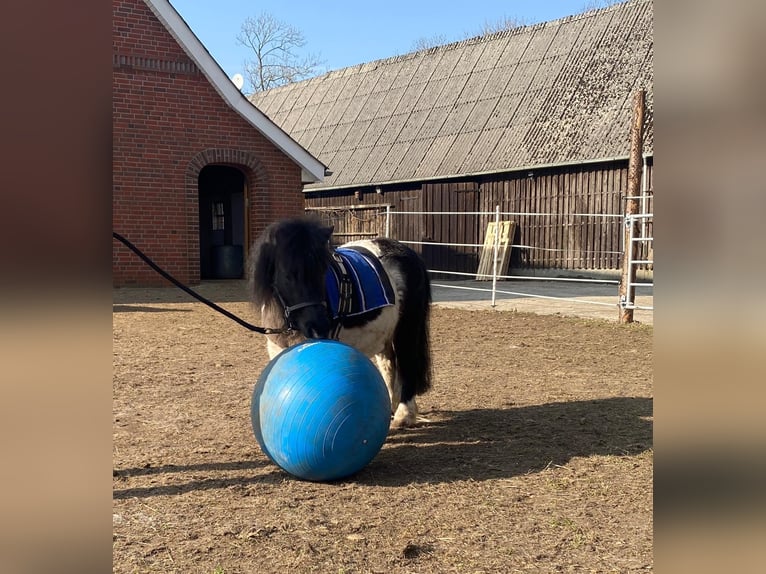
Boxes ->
[112,0,326,286]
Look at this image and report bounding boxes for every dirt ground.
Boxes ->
[113,281,653,573]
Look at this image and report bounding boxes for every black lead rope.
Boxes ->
[112,232,287,335]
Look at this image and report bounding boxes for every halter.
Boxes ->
[271,285,327,333]
[271,250,354,338]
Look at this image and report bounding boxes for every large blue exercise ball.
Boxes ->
[251,340,391,482]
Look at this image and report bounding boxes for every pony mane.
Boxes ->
[249,216,333,306]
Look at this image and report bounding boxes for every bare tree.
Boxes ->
[581,0,625,11]
[474,15,529,36]
[411,33,451,52]
[412,15,529,52]
[236,12,325,93]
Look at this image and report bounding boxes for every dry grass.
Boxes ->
[113,284,653,573]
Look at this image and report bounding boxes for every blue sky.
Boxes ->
[170,1,604,80]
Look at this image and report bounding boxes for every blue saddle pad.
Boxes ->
[325,247,395,319]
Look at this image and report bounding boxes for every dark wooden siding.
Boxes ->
[422,182,480,280]
[304,159,654,276]
[302,183,422,247]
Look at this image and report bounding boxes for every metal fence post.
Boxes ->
[491,204,500,307]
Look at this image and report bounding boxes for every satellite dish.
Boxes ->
[231,73,244,90]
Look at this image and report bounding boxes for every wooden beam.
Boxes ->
[305,203,393,211]
[619,90,646,323]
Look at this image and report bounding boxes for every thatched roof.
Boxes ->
[251,0,653,191]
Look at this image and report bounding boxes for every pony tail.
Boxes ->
[393,247,433,396]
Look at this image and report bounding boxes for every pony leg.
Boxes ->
[389,290,430,429]
[392,399,418,428]
[383,345,419,429]
[375,348,417,428]
[373,347,399,413]
[391,346,418,428]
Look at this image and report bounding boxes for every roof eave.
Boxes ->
[303,153,654,193]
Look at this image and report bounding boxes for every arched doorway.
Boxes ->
[198,165,246,279]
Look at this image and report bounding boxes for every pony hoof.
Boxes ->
[391,403,417,428]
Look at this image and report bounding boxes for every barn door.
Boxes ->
[422,182,480,280]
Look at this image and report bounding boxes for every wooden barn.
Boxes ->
[251,0,654,278]
[112,0,327,286]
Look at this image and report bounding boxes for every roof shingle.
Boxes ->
[251,0,653,190]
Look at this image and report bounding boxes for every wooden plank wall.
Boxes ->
[304,159,654,275]
[303,184,426,249]
[421,181,480,279]
[302,187,403,247]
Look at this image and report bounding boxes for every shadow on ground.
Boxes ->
[113,304,193,313]
[366,396,652,486]
[113,280,251,305]
[112,396,651,497]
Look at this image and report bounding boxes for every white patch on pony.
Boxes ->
[265,338,283,360]
[391,400,418,428]
[336,306,398,356]
[373,352,399,411]
[261,301,304,358]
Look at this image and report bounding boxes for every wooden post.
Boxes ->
[491,205,500,307]
[619,90,645,323]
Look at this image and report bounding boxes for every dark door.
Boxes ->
[198,165,245,279]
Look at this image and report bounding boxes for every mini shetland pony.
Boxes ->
[249,216,432,428]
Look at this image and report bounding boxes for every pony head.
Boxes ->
[250,217,334,339]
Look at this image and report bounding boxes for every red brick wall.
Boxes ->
[113,0,305,286]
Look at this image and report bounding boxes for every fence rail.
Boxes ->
[306,205,653,319]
